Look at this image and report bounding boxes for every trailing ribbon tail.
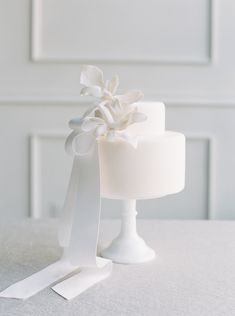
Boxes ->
[0,128,106,300]
[58,156,80,248]
[58,129,101,267]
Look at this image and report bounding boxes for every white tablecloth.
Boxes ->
[0,219,235,316]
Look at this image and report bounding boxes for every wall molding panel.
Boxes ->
[1,96,235,107]
[30,131,67,219]
[31,0,216,65]
[186,134,215,220]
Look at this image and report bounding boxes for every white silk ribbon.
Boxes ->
[0,257,78,300]
[0,124,112,300]
[52,257,112,300]
[0,115,138,300]
[59,129,101,267]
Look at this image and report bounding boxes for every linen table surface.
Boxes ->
[0,219,235,316]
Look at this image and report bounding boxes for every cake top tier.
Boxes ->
[126,102,165,136]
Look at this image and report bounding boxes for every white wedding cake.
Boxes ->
[99,102,185,199]
[65,65,185,266]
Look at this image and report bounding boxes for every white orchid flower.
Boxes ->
[80,65,147,134]
[80,65,119,99]
[66,64,148,149]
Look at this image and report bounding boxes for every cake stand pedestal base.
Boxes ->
[101,199,155,264]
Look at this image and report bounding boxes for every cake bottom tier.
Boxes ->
[98,131,185,200]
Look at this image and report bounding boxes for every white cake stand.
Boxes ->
[101,199,155,264]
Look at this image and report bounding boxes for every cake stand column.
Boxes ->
[101,199,155,264]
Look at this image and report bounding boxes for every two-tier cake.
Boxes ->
[65,65,186,263]
[99,102,185,200]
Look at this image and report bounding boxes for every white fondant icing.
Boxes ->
[98,131,185,199]
[126,102,165,135]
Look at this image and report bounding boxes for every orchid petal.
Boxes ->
[81,104,98,119]
[97,101,115,126]
[80,65,104,88]
[80,86,103,98]
[112,98,123,114]
[117,116,131,130]
[95,124,107,136]
[102,88,113,98]
[106,75,119,95]
[120,111,147,130]
[116,90,144,105]
[104,99,123,120]
[81,117,105,132]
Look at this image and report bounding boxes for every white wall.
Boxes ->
[0,0,235,220]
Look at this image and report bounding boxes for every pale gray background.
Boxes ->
[0,0,235,221]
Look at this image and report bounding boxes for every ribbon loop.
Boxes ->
[65,130,96,157]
